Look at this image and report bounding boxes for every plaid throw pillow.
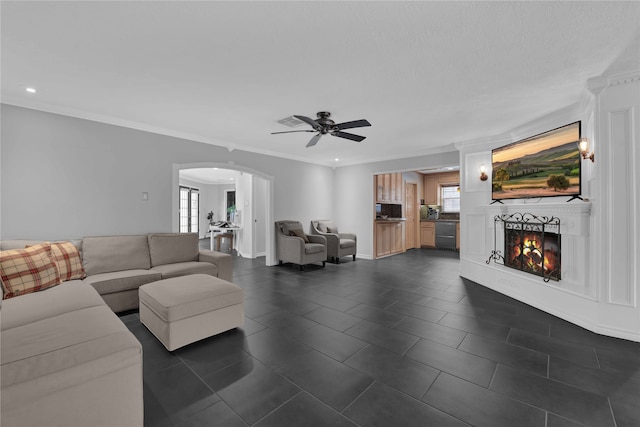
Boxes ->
[0,243,61,299]
[51,241,86,281]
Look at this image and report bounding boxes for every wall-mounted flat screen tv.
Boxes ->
[492,121,581,201]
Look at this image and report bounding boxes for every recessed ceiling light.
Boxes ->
[25,87,36,94]
[229,178,234,181]
[334,158,340,162]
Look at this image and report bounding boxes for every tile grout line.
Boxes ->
[248,391,302,426]
[607,397,618,427]
[340,379,377,416]
[487,362,499,390]
[420,370,442,401]
[546,354,550,378]
[593,346,601,369]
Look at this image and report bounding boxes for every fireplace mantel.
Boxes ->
[484,202,591,237]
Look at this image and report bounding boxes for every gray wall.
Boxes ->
[0,105,334,242]
[1,104,458,259]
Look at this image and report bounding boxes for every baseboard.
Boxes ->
[460,258,640,343]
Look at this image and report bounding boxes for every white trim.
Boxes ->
[460,259,639,342]
[2,100,458,168]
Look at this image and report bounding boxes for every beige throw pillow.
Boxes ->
[289,229,310,243]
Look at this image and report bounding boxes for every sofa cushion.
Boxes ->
[51,241,86,281]
[1,243,61,299]
[1,305,141,399]
[305,243,326,255]
[82,235,151,275]
[1,281,104,331]
[150,261,218,279]
[327,225,339,234]
[340,238,356,249]
[289,229,310,243]
[83,270,162,295]
[148,233,199,267]
[0,240,49,250]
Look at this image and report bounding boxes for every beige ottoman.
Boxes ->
[139,274,244,351]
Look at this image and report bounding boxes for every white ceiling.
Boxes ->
[2,1,638,167]
[180,168,238,185]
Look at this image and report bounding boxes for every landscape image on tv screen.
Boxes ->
[492,121,581,200]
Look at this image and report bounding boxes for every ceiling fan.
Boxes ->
[271,112,371,147]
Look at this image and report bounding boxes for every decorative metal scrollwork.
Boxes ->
[487,212,561,283]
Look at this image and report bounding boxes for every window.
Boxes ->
[440,185,460,212]
[179,186,199,234]
[226,190,236,221]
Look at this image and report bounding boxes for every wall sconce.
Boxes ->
[578,138,594,162]
[479,164,488,181]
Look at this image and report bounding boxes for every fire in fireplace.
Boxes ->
[487,213,562,282]
[504,226,561,281]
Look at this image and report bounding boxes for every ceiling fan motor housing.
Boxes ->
[316,112,335,133]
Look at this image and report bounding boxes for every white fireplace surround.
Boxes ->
[485,202,592,295]
[460,202,599,331]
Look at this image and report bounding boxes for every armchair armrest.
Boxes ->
[307,234,327,245]
[316,232,338,247]
[199,249,233,282]
[339,232,356,241]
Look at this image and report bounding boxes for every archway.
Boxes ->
[172,162,276,266]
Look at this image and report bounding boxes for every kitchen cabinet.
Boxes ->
[420,221,435,247]
[424,176,438,205]
[375,221,404,258]
[376,173,403,203]
[423,171,460,205]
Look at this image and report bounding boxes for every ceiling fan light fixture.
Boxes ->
[277,116,305,128]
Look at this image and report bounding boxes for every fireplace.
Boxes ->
[487,213,561,282]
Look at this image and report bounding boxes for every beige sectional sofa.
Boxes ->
[1,281,144,426]
[0,232,233,426]
[1,232,233,313]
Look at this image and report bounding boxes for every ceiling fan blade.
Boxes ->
[331,131,366,142]
[293,115,320,129]
[271,130,316,135]
[334,119,371,131]
[306,134,322,148]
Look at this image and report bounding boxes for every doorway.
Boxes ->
[405,183,419,249]
[173,163,275,265]
[179,186,199,234]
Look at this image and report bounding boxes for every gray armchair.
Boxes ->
[310,220,357,263]
[275,220,327,270]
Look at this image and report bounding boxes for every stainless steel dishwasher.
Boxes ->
[435,221,457,250]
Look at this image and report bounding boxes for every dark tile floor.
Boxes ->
[120,247,640,427]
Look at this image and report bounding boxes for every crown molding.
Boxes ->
[0,99,341,168]
[607,70,640,86]
[588,70,640,94]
